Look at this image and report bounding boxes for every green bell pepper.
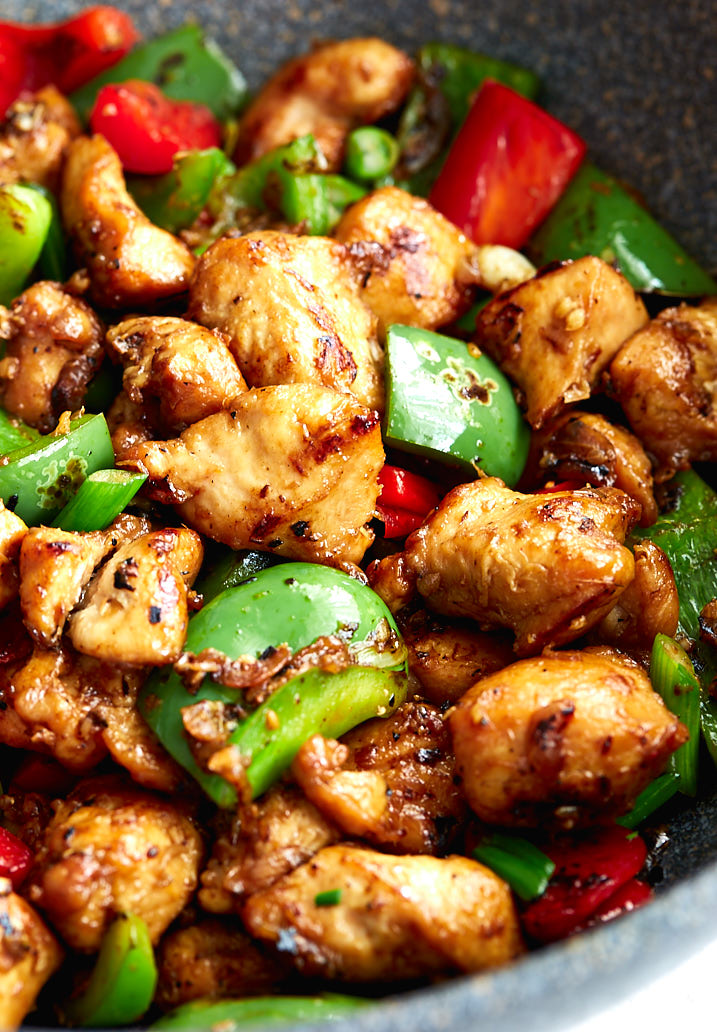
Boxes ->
[384,324,530,486]
[650,633,701,796]
[25,183,68,283]
[0,184,53,305]
[70,23,248,123]
[0,413,114,525]
[63,913,157,1028]
[128,148,236,233]
[140,562,408,806]
[195,548,283,605]
[0,407,40,454]
[528,162,717,296]
[151,994,369,1031]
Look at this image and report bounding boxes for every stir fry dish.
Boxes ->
[1,8,717,1030]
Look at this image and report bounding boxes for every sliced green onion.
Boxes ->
[650,633,701,796]
[52,469,146,532]
[344,127,400,183]
[472,832,555,901]
[314,888,342,907]
[616,771,682,830]
[150,994,370,1031]
[0,407,40,454]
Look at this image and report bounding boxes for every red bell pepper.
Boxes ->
[429,79,586,249]
[376,464,441,538]
[0,826,33,889]
[0,7,138,114]
[521,824,647,943]
[89,80,222,174]
[577,877,653,930]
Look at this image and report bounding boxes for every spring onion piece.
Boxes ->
[314,889,342,907]
[150,994,370,1031]
[473,832,555,901]
[345,127,400,182]
[650,634,701,796]
[0,184,53,305]
[63,913,157,1028]
[52,469,147,532]
[0,407,40,453]
[0,413,114,525]
[616,771,682,830]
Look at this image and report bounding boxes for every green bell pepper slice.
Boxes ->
[0,184,53,306]
[195,548,284,605]
[0,407,40,454]
[24,183,68,283]
[151,993,370,1031]
[128,148,236,234]
[63,913,157,1028]
[384,324,530,486]
[0,413,114,525]
[649,633,701,796]
[528,162,717,296]
[140,562,408,806]
[70,24,248,123]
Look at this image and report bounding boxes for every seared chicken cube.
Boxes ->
[448,648,687,827]
[0,85,81,192]
[0,880,63,1031]
[189,232,384,413]
[475,256,648,429]
[106,389,154,463]
[0,504,27,611]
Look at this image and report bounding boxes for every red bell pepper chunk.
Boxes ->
[521,824,647,943]
[376,505,426,538]
[377,465,441,538]
[429,80,586,249]
[577,877,653,930]
[89,80,222,174]
[0,826,33,889]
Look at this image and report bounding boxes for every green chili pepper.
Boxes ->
[52,469,147,532]
[25,183,68,283]
[344,127,400,183]
[528,162,717,296]
[0,407,40,454]
[472,832,555,901]
[150,993,370,1031]
[195,548,284,605]
[616,771,682,830]
[70,24,248,123]
[650,634,701,796]
[140,562,408,806]
[0,413,114,525]
[0,184,53,305]
[63,913,157,1028]
[280,172,332,234]
[384,324,530,486]
[128,148,236,233]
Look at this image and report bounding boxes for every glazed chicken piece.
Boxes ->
[122,384,383,567]
[189,232,384,413]
[449,648,687,827]
[199,784,341,914]
[0,880,63,1031]
[475,256,648,429]
[380,477,639,655]
[607,298,717,477]
[234,38,414,169]
[106,389,154,462]
[155,919,284,1011]
[106,316,247,434]
[292,701,465,854]
[27,776,203,951]
[61,135,195,308]
[0,85,81,192]
[69,527,204,666]
[0,504,27,611]
[0,281,104,432]
[243,845,523,980]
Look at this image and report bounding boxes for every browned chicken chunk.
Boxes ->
[61,135,195,308]
[106,316,247,433]
[608,299,717,477]
[243,845,523,980]
[0,281,104,432]
[0,879,63,1031]
[475,256,648,429]
[188,232,384,413]
[234,38,414,169]
[27,776,203,951]
[106,389,154,462]
[122,384,384,567]
[448,648,687,827]
[0,504,27,611]
[0,86,81,192]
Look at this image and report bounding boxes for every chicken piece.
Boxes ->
[448,648,687,827]
[700,598,717,647]
[335,186,480,334]
[398,608,514,706]
[188,232,384,413]
[199,784,340,914]
[0,880,63,1031]
[61,135,195,308]
[0,281,104,432]
[243,845,523,980]
[27,775,203,951]
[155,919,284,1010]
[525,410,658,526]
[590,540,679,652]
[607,299,717,477]
[234,38,414,169]
[122,384,383,567]
[0,85,81,192]
[292,701,465,854]
[365,551,416,614]
[0,504,27,611]
[394,477,639,655]
[69,527,203,666]
[106,316,247,434]
[475,256,648,429]
[106,389,154,462]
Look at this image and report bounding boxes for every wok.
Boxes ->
[5,0,717,1029]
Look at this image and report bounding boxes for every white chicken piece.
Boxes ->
[0,880,63,1031]
[122,384,384,567]
[188,232,384,413]
[0,503,27,611]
